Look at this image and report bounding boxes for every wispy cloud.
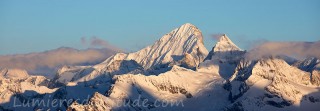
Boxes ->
[89,37,110,48]
[81,37,87,46]
[80,36,122,51]
[210,33,225,41]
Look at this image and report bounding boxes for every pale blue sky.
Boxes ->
[0,0,319,55]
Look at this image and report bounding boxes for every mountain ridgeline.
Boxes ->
[0,23,319,111]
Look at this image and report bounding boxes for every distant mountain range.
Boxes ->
[0,23,319,111]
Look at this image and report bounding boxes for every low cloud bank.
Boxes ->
[0,47,118,78]
[246,41,320,60]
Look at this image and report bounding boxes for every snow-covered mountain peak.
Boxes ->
[203,34,245,64]
[124,23,208,69]
[213,34,241,52]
